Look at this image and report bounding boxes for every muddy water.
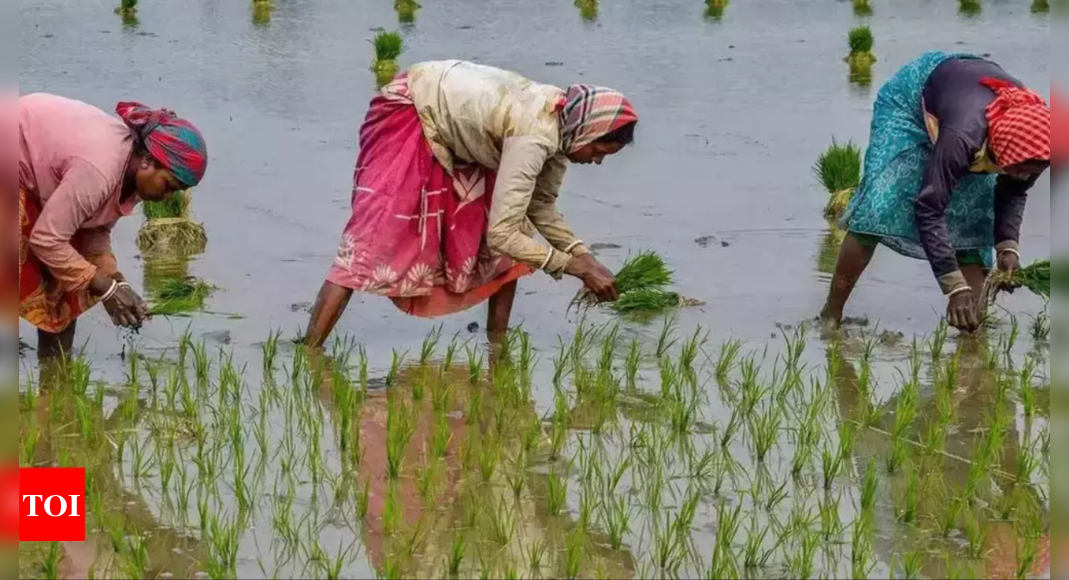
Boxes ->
[18,0,1050,578]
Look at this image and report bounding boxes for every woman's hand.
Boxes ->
[565,254,619,303]
[90,274,149,328]
[947,289,980,332]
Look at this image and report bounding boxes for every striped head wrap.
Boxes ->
[115,102,208,187]
[980,78,1050,169]
[558,85,638,155]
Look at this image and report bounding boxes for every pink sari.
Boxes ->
[326,74,532,317]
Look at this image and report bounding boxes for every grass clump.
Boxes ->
[814,139,862,220]
[137,190,208,254]
[149,277,215,316]
[371,30,405,73]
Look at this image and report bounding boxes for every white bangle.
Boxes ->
[563,240,584,254]
[998,248,1021,261]
[539,248,555,271]
[100,280,120,302]
[947,286,972,299]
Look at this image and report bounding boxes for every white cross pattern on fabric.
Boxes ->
[394,187,448,251]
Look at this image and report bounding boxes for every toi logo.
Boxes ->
[19,468,86,542]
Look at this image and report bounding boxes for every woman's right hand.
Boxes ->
[946,289,980,332]
[91,274,149,328]
[565,253,619,303]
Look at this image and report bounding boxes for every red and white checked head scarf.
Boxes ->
[981,78,1050,169]
[558,85,639,155]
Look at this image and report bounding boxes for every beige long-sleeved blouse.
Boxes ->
[407,60,590,277]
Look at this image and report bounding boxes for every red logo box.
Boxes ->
[19,468,86,542]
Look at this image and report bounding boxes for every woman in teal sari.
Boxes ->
[821,52,1051,332]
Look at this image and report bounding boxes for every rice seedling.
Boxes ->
[959,0,982,16]
[395,0,421,23]
[148,276,215,316]
[572,250,673,312]
[137,191,209,253]
[547,469,568,517]
[704,0,729,21]
[860,458,878,518]
[853,0,873,16]
[714,338,742,383]
[115,0,138,17]
[385,398,415,481]
[851,518,874,580]
[707,501,742,580]
[371,30,405,73]
[466,347,483,386]
[814,139,862,220]
[847,26,875,59]
[742,518,776,571]
[575,0,599,22]
[602,493,633,550]
[789,532,820,580]
[41,542,61,580]
[749,403,782,463]
[962,507,987,560]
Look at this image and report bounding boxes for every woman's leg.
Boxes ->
[304,281,354,349]
[486,280,518,342]
[37,320,76,362]
[821,233,878,326]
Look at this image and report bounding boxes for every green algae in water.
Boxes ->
[149,277,215,316]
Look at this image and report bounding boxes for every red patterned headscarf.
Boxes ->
[558,85,639,155]
[115,102,208,187]
[980,78,1050,169]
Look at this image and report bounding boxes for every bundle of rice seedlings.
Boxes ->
[252,0,273,25]
[1031,0,1049,14]
[611,288,681,314]
[976,259,1050,320]
[570,250,675,313]
[143,255,191,298]
[371,31,405,74]
[576,0,599,22]
[814,139,862,220]
[846,27,877,66]
[959,0,982,16]
[137,190,208,254]
[704,0,729,20]
[115,0,138,17]
[395,0,421,23]
[149,277,215,316]
[853,0,873,16]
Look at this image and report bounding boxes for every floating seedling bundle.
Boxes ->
[570,251,702,314]
[252,0,273,25]
[136,190,208,254]
[575,0,599,22]
[704,0,729,20]
[845,26,876,85]
[853,0,873,17]
[814,139,862,220]
[148,277,216,316]
[395,0,421,23]
[959,0,982,17]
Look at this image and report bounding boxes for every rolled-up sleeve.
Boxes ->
[914,129,973,294]
[488,136,573,277]
[28,161,112,292]
[529,154,590,258]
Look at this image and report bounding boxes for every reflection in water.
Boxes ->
[20,362,207,579]
[575,0,599,23]
[829,336,1050,579]
[312,347,638,579]
[704,0,729,21]
[818,224,846,276]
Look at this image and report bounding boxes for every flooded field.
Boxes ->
[17,0,1051,578]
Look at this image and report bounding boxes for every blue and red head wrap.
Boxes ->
[115,102,208,187]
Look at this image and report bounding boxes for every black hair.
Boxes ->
[595,121,637,146]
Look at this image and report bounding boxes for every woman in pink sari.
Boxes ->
[305,60,638,347]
